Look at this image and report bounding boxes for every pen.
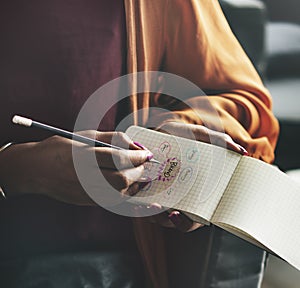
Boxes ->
[12,115,160,164]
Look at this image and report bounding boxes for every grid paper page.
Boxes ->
[126,126,242,222]
[212,156,300,271]
[173,146,241,222]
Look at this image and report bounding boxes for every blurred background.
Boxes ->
[219,0,300,287]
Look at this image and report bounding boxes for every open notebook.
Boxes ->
[126,126,300,271]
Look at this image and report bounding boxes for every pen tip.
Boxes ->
[149,159,160,165]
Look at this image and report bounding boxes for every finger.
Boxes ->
[125,179,152,196]
[132,205,203,231]
[132,204,163,219]
[77,130,140,150]
[145,204,175,228]
[160,122,218,144]
[235,144,249,156]
[101,165,145,193]
[212,133,248,155]
[96,131,154,151]
[97,131,142,150]
[225,141,248,155]
[95,148,153,169]
[160,122,248,155]
[95,131,139,150]
[126,182,140,196]
[132,203,173,226]
[145,203,166,217]
[159,122,199,140]
[160,122,218,143]
[150,213,175,228]
[168,211,204,232]
[132,141,151,151]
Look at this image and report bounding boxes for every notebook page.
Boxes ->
[126,126,241,222]
[212,156,300,271]
[214,223,271,252]
[173,147,241,222]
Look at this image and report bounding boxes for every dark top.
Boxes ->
[0,0,135,260]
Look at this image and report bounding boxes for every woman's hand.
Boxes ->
[0,131,152,205]
[136,203,204,232]
[142,122,248,232]
[158,122,248,155]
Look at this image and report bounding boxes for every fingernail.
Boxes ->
[133,142,154,162]
[138,176,150,182]
[168,211,182,226]
[146,153,154,161]
[238,144,249,156]
[133,141,147,150]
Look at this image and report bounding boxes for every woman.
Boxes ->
[0,0,278,287]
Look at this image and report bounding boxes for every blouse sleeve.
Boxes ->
[149,0,279,163]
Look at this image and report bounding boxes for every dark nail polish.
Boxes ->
[133,141,147,150]
[238,145,249,156]
[146,153,154,161]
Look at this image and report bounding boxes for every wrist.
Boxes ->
[0,142,15,198]
[0,142,37,198]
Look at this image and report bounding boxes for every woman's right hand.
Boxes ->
[0,131,152,205]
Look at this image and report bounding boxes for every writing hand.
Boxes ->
[0,131,151,205]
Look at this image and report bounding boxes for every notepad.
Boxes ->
[125,126,300,272]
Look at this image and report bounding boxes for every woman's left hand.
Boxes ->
[158,122,248,155]
[140,122,248,232]
[138,203,204,232]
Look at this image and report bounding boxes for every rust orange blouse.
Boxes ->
[125,1,279,287]
[124,0,278,162]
